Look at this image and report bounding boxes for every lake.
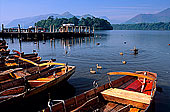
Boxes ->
[2,30,170,111]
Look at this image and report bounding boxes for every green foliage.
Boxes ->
[112,22,170,30]
[35,16,113,30]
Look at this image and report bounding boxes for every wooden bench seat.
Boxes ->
[101,88,151,109]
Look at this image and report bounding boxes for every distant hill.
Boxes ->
[6,12,109,28]
[125,8,170,24]
[112,22,170,30]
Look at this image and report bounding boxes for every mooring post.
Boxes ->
[36,26,38,33]
[66,26,68,32]
[89,26,91,34]
[50,25,52,32]
[79,26,81,33]
[81,26,83,33]
[18,24,21,33]
[35,25,36,33]
[93,27,95,34]
[71,26,73,32]
[74,26,76,33]
[53,25,55,33]
[86,26,87,34]
[18,24,21,38]
[1,24,4,33]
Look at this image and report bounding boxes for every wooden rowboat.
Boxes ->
[0,63,53,84]
[0,49,10,56]
[42,71,157,112]
[0,45,8,50]
[0,65,75,107]
[0,40,6,46]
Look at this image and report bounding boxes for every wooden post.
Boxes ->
[93,27,95,34]
[50,25,52,32]
[1,24,4,33]
[35,26,36,33]
[66,26,68,32]
[81,26,83,33]
[71,26,73,32]
[89,26,91,34]
[53,25,55,32]
[86,26,87,34]
[36,26,38,33]
[74,26,76,33]
[79,26,81,33]
[18,24,21,33]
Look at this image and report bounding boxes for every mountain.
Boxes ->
[125,8,170,24]
[60,11,74,18]
[6,12,110,28]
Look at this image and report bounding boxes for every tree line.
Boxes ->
[112,22,170,30]
[35,16,113,30]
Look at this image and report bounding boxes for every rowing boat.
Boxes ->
[0,63,53,83]
[0,65,75,108]
[42,71,157,112]
[0,49,10,56]
[0,45,8,50]
[0,40,6,46]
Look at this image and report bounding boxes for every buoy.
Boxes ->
[120,52,123,55]
[90,68,96,74]
[124,41,126,44]
[122,61,127,64]
[168,44,170,46]
[96,43,100,45]
[96,64,102,69]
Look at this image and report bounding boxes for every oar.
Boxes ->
[38,62,65,67]
[14,55,39,66]
[107,72,155,81]
[14,55,66,71]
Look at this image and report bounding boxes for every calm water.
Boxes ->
[2,30,170,111]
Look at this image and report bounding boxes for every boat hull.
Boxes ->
[0,66,76,108]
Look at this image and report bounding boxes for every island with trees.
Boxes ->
[35,16,113,30]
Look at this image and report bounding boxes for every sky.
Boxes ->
[0,0,170,23]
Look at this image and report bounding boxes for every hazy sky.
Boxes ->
[0,0,170,23]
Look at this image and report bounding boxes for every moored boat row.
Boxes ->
[0,40,76,109]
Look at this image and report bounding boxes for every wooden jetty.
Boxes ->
[0,24,94,40]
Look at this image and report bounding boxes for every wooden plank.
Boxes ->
[101,88,150,109]
[65,98,76,111]
[50,102,65,112]
[103,102,118,112]
[119,78,136,89]
[85,89,96,100]
[75,93,87,107]
[71,96,99,112]
[110,76,134,88]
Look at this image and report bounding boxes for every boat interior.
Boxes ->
[45,71,157,112]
